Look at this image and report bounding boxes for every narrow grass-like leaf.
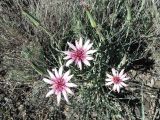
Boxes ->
[125,2,132,37]
[22,10,53,37]
[118,54,127,69]
[96,26,105,42]
[152,0,160,22]
[141,83,145,120]
[125,2,131,22]
[139,0,145,13]
[86,10,97,28]
[30,61,46,76]
[22,10,40,27]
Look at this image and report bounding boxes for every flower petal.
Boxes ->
[63,56,70,60]
[105,78,112,81]
[83,40,90,50]
[47,70,56,79]
[57,93,61,106]
[63,70,70,79]
[113,84,117,91]
[86,43,93,50]
[66,59,74,67]
[43,78,53,84]
[119,83,123,88]
[59,66,63,77]
[116,85,120,93]
[86,56,94,60]
[119,69,124,76]
[65,75,73,82]
[112,68,117,76]
[46,90,54,97]
[122,77,130,81]
[83,59,91,66]
[66,83,77,87]
[62,90,69,103]
[63,51,70,55]
[75,40,80,49]
[65,87,74,95]
[106,73,113,79]
[86,50,97,54]
[79,37,83,48]
[120,73,127,79]
[67,42,76,50]
[77,61,82,70]
[121,82,128,87]
[105,81,113,86]
[54,68,59,78]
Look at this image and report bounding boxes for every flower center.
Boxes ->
[112,76,122,84]
[72,49,85,60]
[54,78,66,92]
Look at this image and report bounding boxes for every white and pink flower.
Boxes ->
[63,37,97,70]
[105,68,130,93]
[43,66,77,105]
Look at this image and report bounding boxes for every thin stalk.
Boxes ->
[141,82,145,120]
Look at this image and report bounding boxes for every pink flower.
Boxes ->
[105,68,130,93]
[43,66,77,105]
[64,37,97,70]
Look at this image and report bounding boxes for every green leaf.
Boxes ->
[22,10,40,27]
[30,61,46,75]
[118,54,127,69]
[86,10,97,28]
[125,2,131,22]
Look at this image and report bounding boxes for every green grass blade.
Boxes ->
[86,10,97,28]
[141,83,145,120]
[22,10,40,27]
[139,0,145,13]
[125,2,131,22]
[30,61,46,76]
